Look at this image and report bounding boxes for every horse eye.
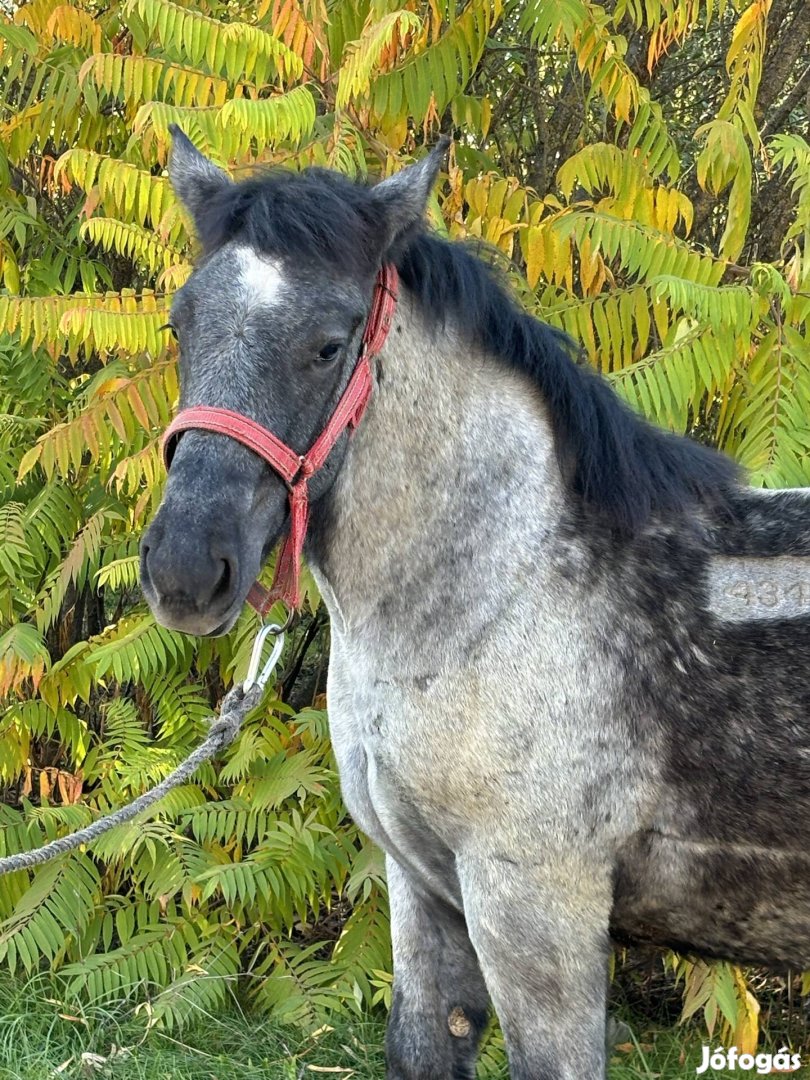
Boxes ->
[317,341,343,363]
[160,322,179,341]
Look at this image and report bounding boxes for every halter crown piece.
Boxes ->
[161,264,400,615]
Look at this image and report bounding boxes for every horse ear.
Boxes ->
[168,125,232,223]
[370,136,450,247]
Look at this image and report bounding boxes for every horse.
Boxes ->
[141,131,810,1079]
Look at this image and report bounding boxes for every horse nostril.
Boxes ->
[139,541,152,588]
[211,557,235,605]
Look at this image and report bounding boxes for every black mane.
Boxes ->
[397,233,740,532]
[193,166,740,533]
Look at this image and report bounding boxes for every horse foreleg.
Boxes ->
[385,856,490,1080]
[457,851,612,1080]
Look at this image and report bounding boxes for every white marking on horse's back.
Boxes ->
[706,555,810,620]
[234,246,286,307]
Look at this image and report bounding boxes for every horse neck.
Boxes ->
[307,290,568,639]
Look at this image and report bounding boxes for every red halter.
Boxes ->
[161,264,399,614]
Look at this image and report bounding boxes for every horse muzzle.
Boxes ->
[140,514,244,635]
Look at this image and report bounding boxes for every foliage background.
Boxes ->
[0,0,808,1064]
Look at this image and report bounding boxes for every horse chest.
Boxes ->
[325,648,505,901]
[329,691,468,906]
[330,676,476,816]
[325,622,635,842]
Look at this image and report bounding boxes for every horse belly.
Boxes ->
[611,829,810,968]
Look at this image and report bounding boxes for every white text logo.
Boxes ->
[696,1046,802,1074]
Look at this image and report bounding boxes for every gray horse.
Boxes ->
[141,132,810,1079]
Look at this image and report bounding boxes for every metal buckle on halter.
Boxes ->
[244,621,286,692]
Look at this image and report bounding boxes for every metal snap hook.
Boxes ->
[244,623,286,692]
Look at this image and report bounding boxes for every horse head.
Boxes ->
[140,130,446,635]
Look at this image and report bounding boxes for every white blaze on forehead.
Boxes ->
[234,246,286,307]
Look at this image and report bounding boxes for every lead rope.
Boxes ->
[0,624,286,876]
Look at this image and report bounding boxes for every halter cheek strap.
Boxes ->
[161,264,399,614]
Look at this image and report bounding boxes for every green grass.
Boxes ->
[0,974,806,1079]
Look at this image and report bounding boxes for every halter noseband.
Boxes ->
[161,264,399,614]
